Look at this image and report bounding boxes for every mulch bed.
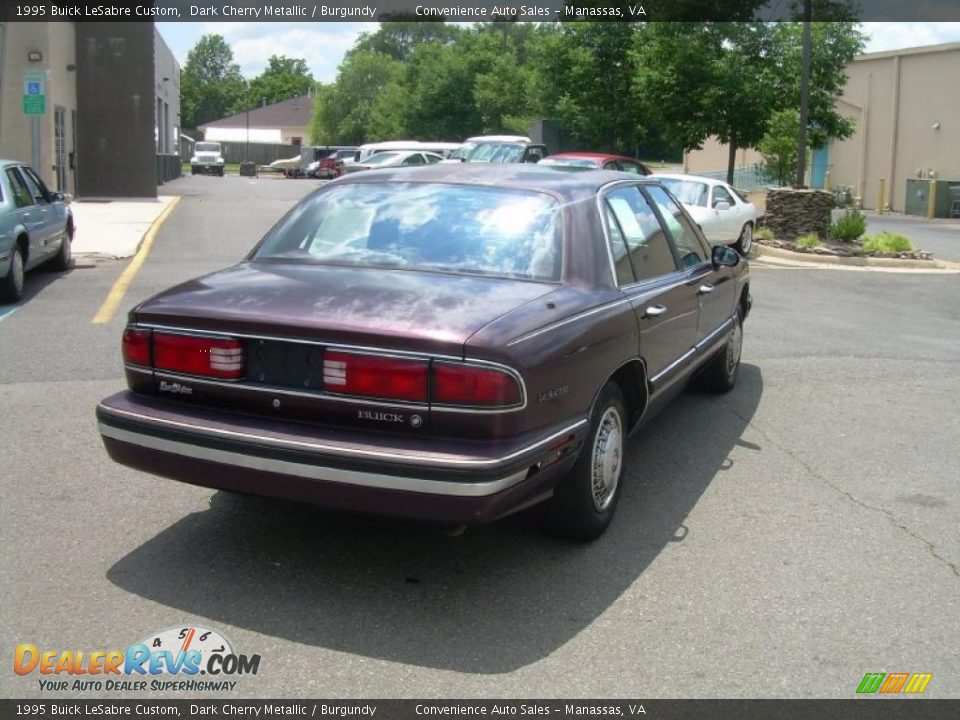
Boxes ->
[756,237,934,261]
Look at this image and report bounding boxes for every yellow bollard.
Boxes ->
[877,178,886,214]
[928,179,938,219]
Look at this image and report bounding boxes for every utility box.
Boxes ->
[905,178,960,218]
[240,162,257,178]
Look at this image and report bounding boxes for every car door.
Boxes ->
[602,185,698,392]
[645,185,737,349]
[4,168,47,267]
[709,184,741,243]
[20,166,64,259]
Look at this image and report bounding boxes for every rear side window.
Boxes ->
[255,182,563,282]
[604,186,677,283]
[5,169,34,208]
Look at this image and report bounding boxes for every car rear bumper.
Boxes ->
[97,391,586,524]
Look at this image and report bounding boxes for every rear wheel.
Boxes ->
[548,382,627,541]
[698,310,743,393]
[0,245,25,303]
[49,223,73,272]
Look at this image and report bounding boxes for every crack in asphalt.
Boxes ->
[724,403,960,580]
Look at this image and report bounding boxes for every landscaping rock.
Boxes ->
[765,188,834,241]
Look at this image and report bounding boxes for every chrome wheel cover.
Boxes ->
[726,317,743,375]
[590,407,623,512]
[12,250,24,295]
[740,224,753,255]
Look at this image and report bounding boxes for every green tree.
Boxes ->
[180,34,247,129]
[351,21,462,62]
[758,109,801,186]
[312,51,403,144]
[246,55,314,109]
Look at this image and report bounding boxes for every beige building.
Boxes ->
[0,22,77,193]
[683,41,960,214]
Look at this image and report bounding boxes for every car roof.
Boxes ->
[548,153,638,162]
[654,172,724,186]
[331,163,659,201]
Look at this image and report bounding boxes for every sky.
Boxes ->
[156,22,960,83]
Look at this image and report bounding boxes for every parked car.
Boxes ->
[0,160,74,303]
[653,173,757,254]
[190,142,225,176]
[354,141,461,165]
[97,165,750,541]
[466,141,548,164]
[443,135,532,164]
[306,148,358,179]
[341,150,443,173]
[539,153,650,175]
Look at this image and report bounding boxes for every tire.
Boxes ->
[49,223,73,272]
[548,382,627,541]
[734,222,753,256]
[698,309,743,393]
[0,245,25,304]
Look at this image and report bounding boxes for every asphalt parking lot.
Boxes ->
[1,176,957,699]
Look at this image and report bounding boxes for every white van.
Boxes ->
[354,141,462,164]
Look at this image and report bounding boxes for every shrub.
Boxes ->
[829,209,867,241]
[795,233,821,249]
[755,226,775,242]
[861,232,914,253]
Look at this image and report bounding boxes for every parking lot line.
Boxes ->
[91,196,181,325]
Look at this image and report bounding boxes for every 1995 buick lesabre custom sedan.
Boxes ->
[97,165,750,540]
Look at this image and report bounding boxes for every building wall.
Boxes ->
[76,22,156,197]
[683,140,763,175]
[830,44,960,212]
[683,42,960,213]
[0,22,77,194]
[154,28,179,156]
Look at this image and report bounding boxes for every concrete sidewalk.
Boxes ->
[70,196,178,258]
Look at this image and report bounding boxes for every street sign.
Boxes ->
[23,70,46,115]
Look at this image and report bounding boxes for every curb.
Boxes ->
[753,244,960,271]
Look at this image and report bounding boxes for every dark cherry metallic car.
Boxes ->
[538,153,651,175]
[97,165,750,540]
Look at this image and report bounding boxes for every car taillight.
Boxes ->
[153,333,244,379]
[122,328,152,367]
[432,362,522,407]
[323,351,428,402]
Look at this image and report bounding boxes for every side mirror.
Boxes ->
[714,200,731,211]
[712,245,740,268]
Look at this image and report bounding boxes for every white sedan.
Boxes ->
[654,173,757,254]
[341,150,443,174]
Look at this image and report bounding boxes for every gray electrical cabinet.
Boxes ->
[905,179,960,218]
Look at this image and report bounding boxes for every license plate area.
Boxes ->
[246,339,324,391]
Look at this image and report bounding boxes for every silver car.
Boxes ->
[0,160,74,303]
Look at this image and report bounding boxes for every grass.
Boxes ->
[794,233,821,249]
[829,208,867,242]
[861,232,914,254]
[180,162,242,175]
[754,226,775,242]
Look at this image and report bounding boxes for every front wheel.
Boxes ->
[735,223,753,256]
[548,382,627,541]
[0,245,25,304]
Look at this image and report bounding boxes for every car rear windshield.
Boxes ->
[539,157,597,169]
[196,143,221,152]
[253,182,563,282]
[658,179,709,207]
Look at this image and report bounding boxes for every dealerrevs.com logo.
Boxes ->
[14,626,261,692]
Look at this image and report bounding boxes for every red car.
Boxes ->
[97,166,750,541]
[539,153,650,175]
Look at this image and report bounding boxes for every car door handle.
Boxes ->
[643,305,667,318]
[698,284,714,295]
